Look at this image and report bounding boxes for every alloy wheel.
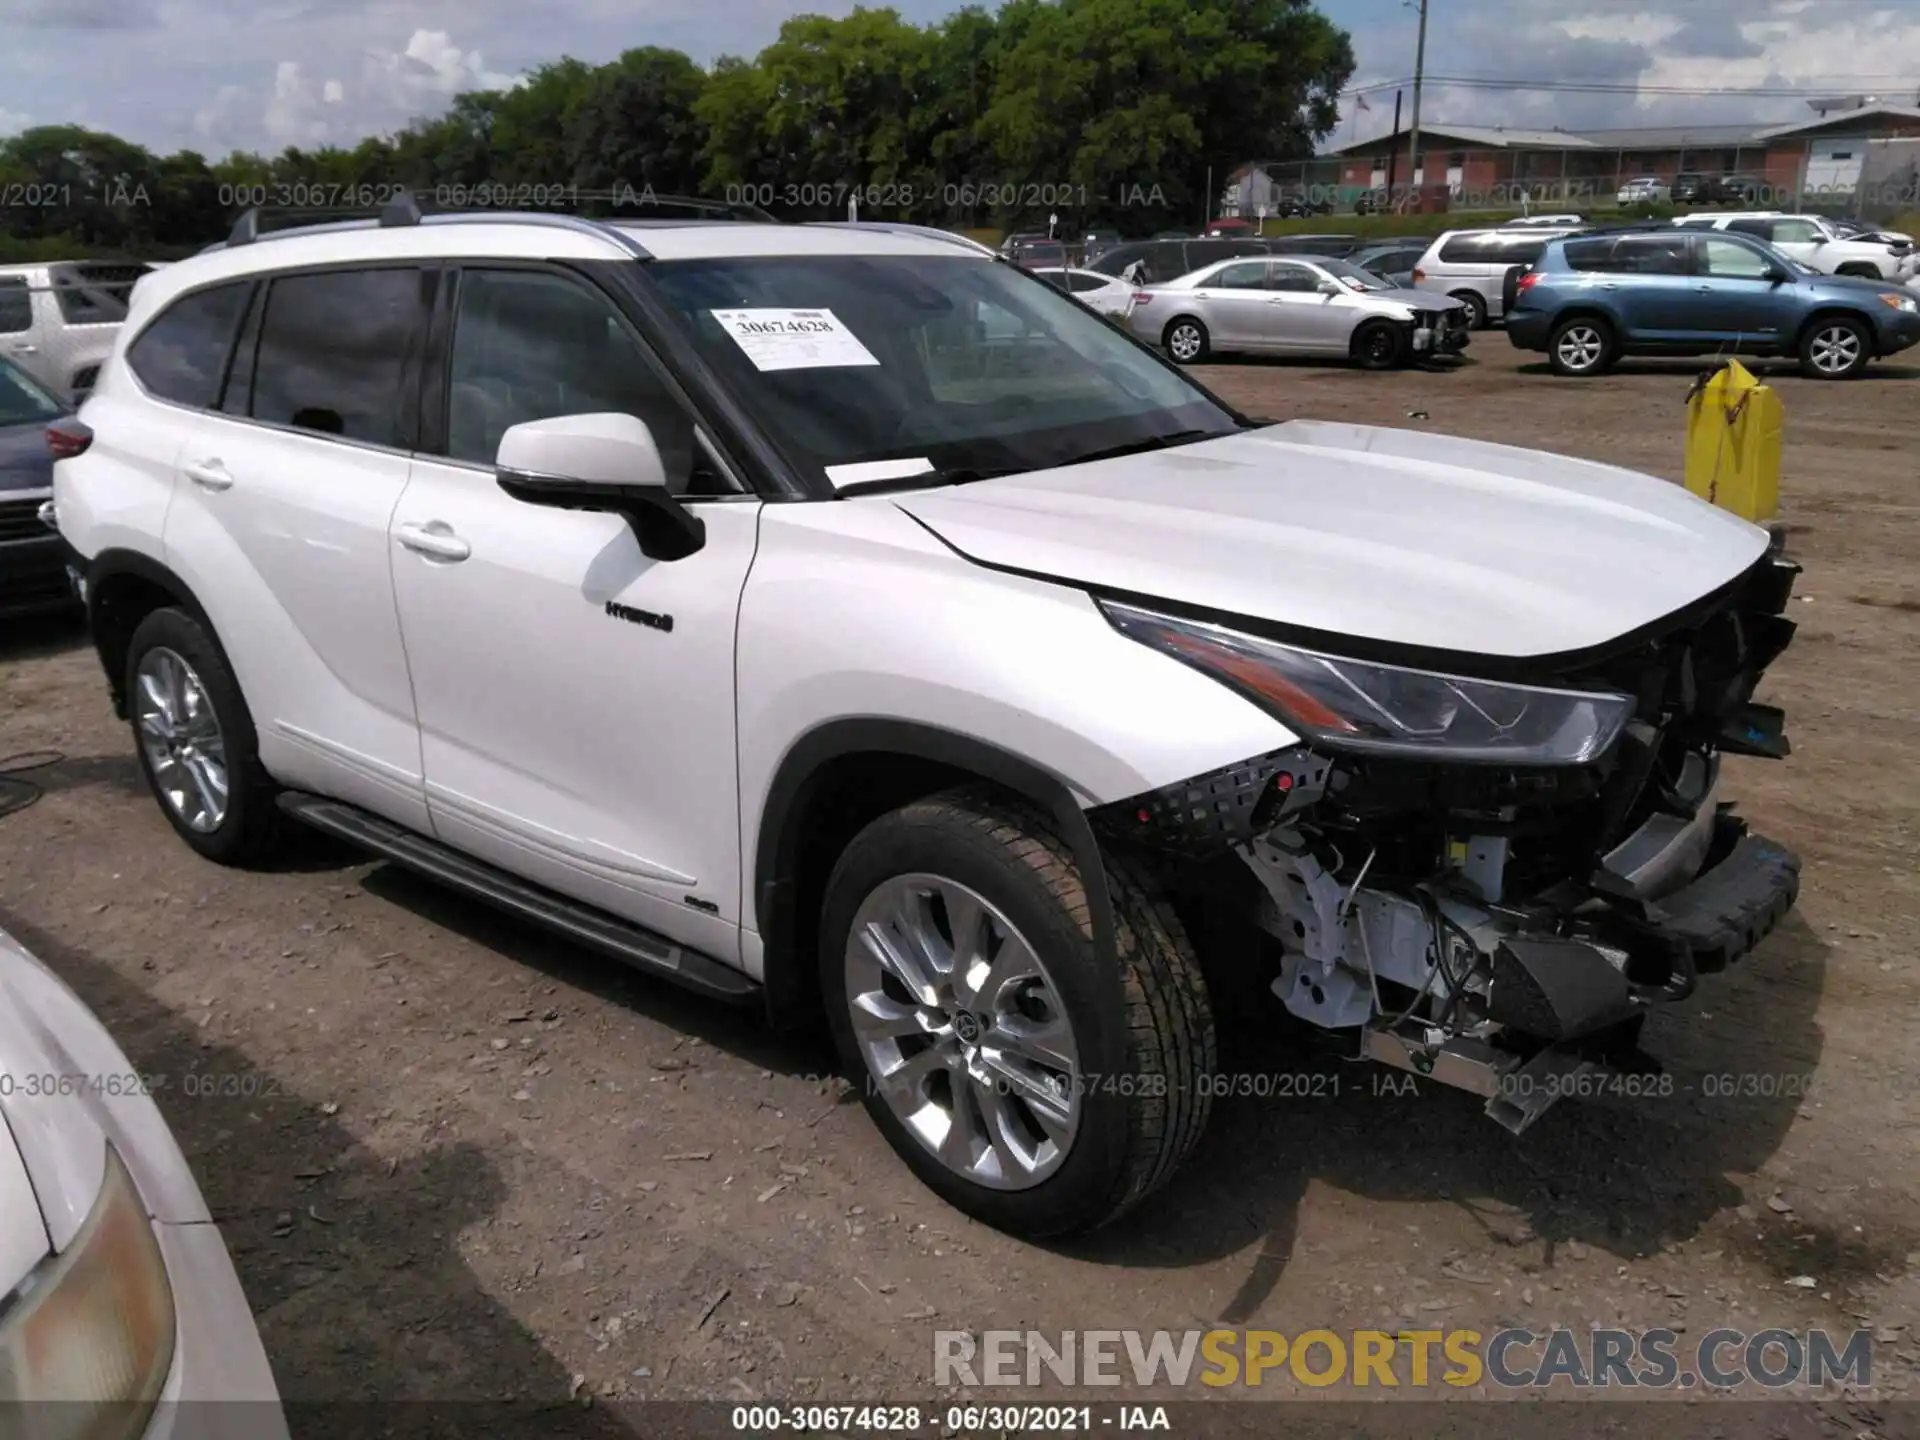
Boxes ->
[1556,324,1605,372]
[1809,324,1862,376]
[844,873,1082,1190]
[1167,324,1203,362]
[134,647,229,833]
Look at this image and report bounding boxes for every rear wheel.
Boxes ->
[1450,290,1488,330]
[1799,316,1871,379]
[1548,315,1616,377]
[125,608,283,865]
[1162,317,1210,364]
[820,789,1214,1238]
[1352,319,1406,370]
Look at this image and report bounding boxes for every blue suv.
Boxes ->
[1506,227,1920,379]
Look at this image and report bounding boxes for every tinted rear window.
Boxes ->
[244,268,423,445]
[0,279,30,335]
[125,281,251,408]
[1562,239,1615,271]
[1437,234,1547,264]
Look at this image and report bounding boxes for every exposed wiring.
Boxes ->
[0,751,63,822]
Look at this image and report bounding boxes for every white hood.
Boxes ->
[895,420,1769,661]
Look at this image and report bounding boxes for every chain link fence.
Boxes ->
[1222,134,1920,225]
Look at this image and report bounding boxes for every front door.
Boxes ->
[1692,235,1802,348]
[388,264,760,965]
[1189,260,1275,348]
[1264,261,1348,351]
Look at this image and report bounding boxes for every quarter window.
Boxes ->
[1066,272,1106,294]
[443,268,714,492]
[0,279,32,334]
[125,281,251,409]
[246,269,423,444]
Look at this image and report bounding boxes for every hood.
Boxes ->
[0,421,56,493]
[894,420,1769,664]
[1364,285,1458,311]
[0,1114,50,1298]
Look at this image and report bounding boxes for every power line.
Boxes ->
[1340,75,1919,98]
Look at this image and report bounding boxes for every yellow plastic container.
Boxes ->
[1684,359,1782,523]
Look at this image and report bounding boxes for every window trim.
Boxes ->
[420,258,756,500]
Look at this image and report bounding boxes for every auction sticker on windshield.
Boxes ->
[711,308,880,371]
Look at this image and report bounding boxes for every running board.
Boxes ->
[276,792,760,1004]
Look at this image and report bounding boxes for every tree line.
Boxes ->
[0,0,1353,258]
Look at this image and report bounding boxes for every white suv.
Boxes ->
[1675,212,1915,281]
[53,199,1805,1237]
[0,261,149,401]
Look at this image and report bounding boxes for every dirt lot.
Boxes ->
[1,342,1917,1435]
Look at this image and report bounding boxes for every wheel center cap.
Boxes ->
[953,1012,983,1045]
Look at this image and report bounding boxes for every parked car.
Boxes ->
[1501,214,1585,229]
[1506,226,1920,378]
[1675,211,1912,282]
[1079,230,1122,263]
[1410,228,1553,328]
[1670,172,1709,205]
[1087,236,1271,284]
[1002,236,1067,270]
[1130,255,1469,368]
[1349,240,1431,287]
[0,262,150,404]
[1031,266,1137,317]
[56,201,1805,1237]
[1273,194,1334,218]
[0,356,80,618]
[1710,174,1769,206]
[1616,177,1670,204]
[0,921,287,1434]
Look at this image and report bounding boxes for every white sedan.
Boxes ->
[1030,266,1138,317]
[0,923,285,1437]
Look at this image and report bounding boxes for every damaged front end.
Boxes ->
[1092,548,1804,1133]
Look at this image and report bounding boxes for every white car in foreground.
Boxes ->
[55,199,1803,1238]
[0,924,285,1436]
[1030,266,1137,318]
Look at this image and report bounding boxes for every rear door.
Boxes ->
[1598,234,1703,342]
[162,265,434,831]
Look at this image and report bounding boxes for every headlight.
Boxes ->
[1101,601,1633,764]
[0,1144,175,1436]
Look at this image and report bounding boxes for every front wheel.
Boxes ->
[1548,316,1616,377]
[1162,317,1210,364]
[820,789,1215,1238]
[1450,290,1489,330]
[1352,319,1407,370]
[1799,316,1871,379]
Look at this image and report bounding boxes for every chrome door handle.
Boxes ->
[183,459,233,491]
[395,522,471,562]
[6,344,36,354]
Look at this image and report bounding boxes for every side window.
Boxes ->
[444,268,711,492]
[1610,237,1692,275]
[249,268,423,444]
[1210,262,1269,289]
[1771,219,1821,244]
[1146,242,1188,279]
[1269,264,1319,293]
[0,278,31,335]
[1700,238,1772,279]
[1437,235,1491,264]
[1726,219,1772,240]
[1066,272,1106,293]
[1562,238,1618,272]
[124,281,251,409]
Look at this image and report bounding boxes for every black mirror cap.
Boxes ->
[496,470,707,561]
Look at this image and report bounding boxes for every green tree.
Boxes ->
[567,47,708,200]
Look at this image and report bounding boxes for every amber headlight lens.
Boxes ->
[0,1144,175,1439]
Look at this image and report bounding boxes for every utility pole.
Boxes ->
[1384,89,1403,200]
[1407,0,1430,211]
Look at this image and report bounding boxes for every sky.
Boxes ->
[0,0,1916,156]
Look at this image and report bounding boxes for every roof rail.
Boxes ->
[201,204,653,259]
[610,192,780,223]
[807,221,998,257]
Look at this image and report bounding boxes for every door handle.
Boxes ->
[1599,282,1621,290]
[1696,285,1714,292]
[395,521,471,562]
[6,343,36,354]
[183,459,233,491]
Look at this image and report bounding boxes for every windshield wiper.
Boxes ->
[1055,429,1215,468]
[833,465,1019,497]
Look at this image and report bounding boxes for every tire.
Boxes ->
[1834,264,1882,280]
[1548,315,1616,377]
[820,788,1214,1238]
[1798,315,1871,380]
[1352,319,1406,370]
[1162,317,1210,364]
[1450,290,1488,330]
[125,607,283,865]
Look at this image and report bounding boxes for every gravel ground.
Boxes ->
[1,341,1916,1436]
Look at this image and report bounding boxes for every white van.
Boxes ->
[1410,229,1556,329]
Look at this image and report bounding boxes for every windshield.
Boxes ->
[0,359,63,425]
[1318,259,1391,291]
[645,253,1238,489]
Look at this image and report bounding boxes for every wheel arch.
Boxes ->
[84,548,223,719]
[1793,305,1874,352]
[752,719,1117,1032]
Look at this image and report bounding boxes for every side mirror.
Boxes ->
[495,413,706,561]
[1765,266,1791,284]
[1315,279,1342,295]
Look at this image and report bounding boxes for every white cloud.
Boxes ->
[0,107,30,137]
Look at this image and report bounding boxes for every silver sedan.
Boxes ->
[1127,256,1470,368]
